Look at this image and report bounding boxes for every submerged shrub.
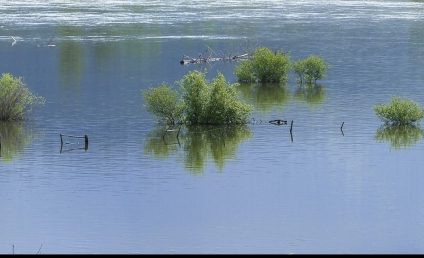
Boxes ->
[205,74,252,125]
[235,47,290,83]
[234,61,255,83]
[0,73,45,121]
[179,71,209,125]
[180,71,252,125]
[293,55,328,85]
[143,84,184,125]
[375,97,424,125]
[145,71,252,125]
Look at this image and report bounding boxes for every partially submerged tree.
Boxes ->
[144,71,252,125]
[0,73,45,121]
[293,55,328,85]
[143,84,184,125]
[235,47,291,83]
[179,71,209,125]
[375,97,424,125]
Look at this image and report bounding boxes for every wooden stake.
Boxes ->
[84,135,89,151]
[290,120,294,142]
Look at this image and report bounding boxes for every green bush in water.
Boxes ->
[293,55,328,85]
[143,84,184,125]
[179,71,209,125]
[204,74,252,125]
[0,73,45,121]
[144,71,252,125]
[375,97,424,125]
[180,71,252,125]
[235,47,291,83]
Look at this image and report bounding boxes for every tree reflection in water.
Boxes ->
[375,124,424,149]
[294,83,326,108]
[0,122,34,162]
[144,125,252,173]
[236,83,290,114]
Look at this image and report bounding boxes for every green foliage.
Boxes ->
[375,124,424,149]
[235,47,291,83]
[205,74,252,125]
[145,71,252,125]
[293,59,307,84]
[179,71,209,124]
[179,71,252,125]
[0,73,45,121]
[143,84,184,125]
[293,55,328,85]
[234,61,255,83]
[374,97,424,125]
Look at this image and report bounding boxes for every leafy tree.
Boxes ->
[144,71,252,125]
[143,84,184,125]
[205,74,252,125]
[293,55,328,85]
[375,97,424,125]
[0,73,45,121]
[235,47,291,83]
[303,55,328,84]
[179,71,209,125]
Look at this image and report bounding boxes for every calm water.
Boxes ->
[1,0,424,254]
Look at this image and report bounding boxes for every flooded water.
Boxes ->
[1,0,424,254]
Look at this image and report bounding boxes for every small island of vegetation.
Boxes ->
[375,97,424,125]
[235,47,291,83]
[144,71,252,125]
[293,55,328,85]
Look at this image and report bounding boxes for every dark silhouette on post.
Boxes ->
[269,119,287,125]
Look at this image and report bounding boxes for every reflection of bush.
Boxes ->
[144,126,252,173]
[144,127,180,158]
[236,83,290,113]
[375,124,424,149]
[0,122,33,162]
[294,84,326,107]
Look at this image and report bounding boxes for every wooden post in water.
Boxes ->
[290,120,294,142]
[340,122,345,136]
[84,135,89,151]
